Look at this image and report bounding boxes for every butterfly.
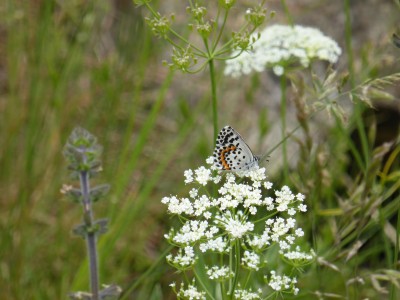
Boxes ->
[213,125,260,171]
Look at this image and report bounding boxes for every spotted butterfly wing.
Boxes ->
[213,125,259,171]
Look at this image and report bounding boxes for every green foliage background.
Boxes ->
[1,0,400,299]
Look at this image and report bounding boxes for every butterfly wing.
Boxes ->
[213,126,259,171]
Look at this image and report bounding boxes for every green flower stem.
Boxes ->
[280,75,289,183]
[79,164,100,300]
[244,270,251,288]
[208,58,219,143]
[229,240,241,300]
[194,269,216,300]
[212,8,229,53]
[281,0,294,26]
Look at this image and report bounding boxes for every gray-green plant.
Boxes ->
[63,127,121,300]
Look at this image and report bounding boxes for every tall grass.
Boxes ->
[1,0,400,299]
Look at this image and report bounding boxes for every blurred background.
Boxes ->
[1,0,399,299]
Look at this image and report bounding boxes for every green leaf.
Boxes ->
[90,184,111,202]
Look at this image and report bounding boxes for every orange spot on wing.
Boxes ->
[220,146,236,170]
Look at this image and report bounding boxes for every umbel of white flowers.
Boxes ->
[162,157,314,299]
[225,24,342,77]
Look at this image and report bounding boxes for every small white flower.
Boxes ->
[177,281,206,300]
[173,220,209,244]
[279,240,290,250]
[189,188,198,198]
[275,186,295,212]
[206,265,233,280]
[263,196,274,211]
[273,65,284,76]
[283,246,315,262]
[212,174,222,183]
[216,211,254,239]
[206,156,214,165]
[203,211,212,219]
[295,228,304,237]
[205,225,219,238]
[161,196,170,204]
[167,246,197,268]
[286,235,295,244]
[195,166,211,185]
[184,169,194,184]
[164,196,194,215]
[267,271,298,294]
[296,193,305,201]
[193,194,211,216]
[242,250,261,271]
[248,227,271,249]
[234,287,262,299]
[287,217,296,228]
[298,203,307,212]
[199,236,228,253]
[269,217,291,239]
[264,181,273,189]
[249,206,257,215]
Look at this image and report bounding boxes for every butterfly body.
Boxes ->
[213,125,259,171]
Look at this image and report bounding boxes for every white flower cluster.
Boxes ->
[242,250,261,271]
[162,158,311,296]
[225,24,342,77]
[206,265,233,281]
[171,281,206,300]
[282,246,315,266]
[166,246,196,269]
[267,271,299,295]
[234,287,262,300]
